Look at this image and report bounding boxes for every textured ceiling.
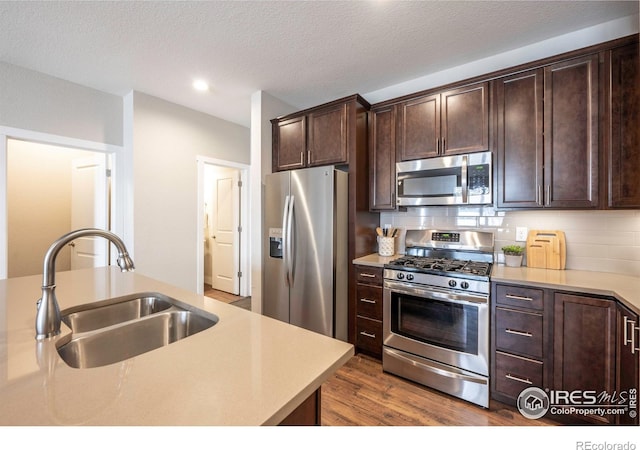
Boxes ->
[0,1,638,128]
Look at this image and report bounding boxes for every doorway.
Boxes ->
[196,157,250,299]
[5,139,111,278]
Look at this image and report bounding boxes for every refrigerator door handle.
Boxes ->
[282,195,291,287]
[287,195,295,284]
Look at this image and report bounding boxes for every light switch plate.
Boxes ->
[516,227,528,242]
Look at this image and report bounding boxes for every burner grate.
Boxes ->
[387,256,492,277]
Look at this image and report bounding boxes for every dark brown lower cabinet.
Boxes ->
[354,265,384,359]
[553,292,617,425]
[492,282,640,425]
[278,389,321,426]
[617,303,640,425]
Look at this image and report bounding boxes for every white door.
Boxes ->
[71,155,109,269]
[210,167,240,294]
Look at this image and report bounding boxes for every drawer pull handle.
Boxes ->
[360,273,377,278]
[505,373,533,385]
[505,294,533,302]
[360,331,376,339]
[505,328,533,337]
[360,298,376,304]
[623,316,640,354]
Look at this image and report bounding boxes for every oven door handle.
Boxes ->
[384,280,488,306]
[385,348,488,385]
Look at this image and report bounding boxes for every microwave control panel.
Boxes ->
[468,164,490,195]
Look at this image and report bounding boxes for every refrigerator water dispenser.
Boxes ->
[269,228,283,258]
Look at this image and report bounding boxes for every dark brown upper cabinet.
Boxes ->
[397,81,490,161]
[544,55,599,208]
[606,41,640,208]
[496,54,599,209]
[496,69,544,208]
[272,97,358,172]
[369,105,397,210]
[272,116,307,171]
[307,102,348,167]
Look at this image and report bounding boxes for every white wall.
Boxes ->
[0,62,123,146]
[131,92,250,292]
[250,91,295,313]
[6,141,89,276]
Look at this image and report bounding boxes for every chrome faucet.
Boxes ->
[35,228,135,340]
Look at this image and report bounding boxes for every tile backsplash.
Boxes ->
[380,207,640,277]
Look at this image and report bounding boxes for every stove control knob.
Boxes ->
[396,273,405,280]
[448,279,457,288]
[461,281,470,290]
[406,274,414,281]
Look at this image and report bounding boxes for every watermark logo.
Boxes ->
[517,387,637,420]
[517,387,550,419]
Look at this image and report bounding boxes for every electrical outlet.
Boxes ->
[515,227,528,242]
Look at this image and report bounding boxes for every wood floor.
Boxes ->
[321,354,558,426]
[204,284,243,303]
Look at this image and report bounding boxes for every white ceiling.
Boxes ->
[1,1,638,128]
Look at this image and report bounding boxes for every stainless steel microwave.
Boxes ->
[396,151,492,206]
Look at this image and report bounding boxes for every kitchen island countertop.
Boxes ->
[0,267,354,425]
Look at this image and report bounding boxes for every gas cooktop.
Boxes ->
[386,255,492,278]
[383,229,495,283]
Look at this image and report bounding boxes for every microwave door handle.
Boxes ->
[461,155,468,203]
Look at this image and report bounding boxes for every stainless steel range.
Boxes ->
[383,229,494,408]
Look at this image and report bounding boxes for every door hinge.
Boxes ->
[237,271,242,278]
[238,180,243,188]
[237,226,242,232]
[106,169,112,177]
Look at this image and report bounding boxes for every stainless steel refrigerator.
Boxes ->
[263,166,348,341]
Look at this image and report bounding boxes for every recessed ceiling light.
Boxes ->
[193,79,209,92]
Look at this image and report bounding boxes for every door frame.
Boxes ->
[0,126,125,279]
[196,156,250,297]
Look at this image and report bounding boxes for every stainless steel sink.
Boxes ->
[62,293,174,333]
[56,293,218,369]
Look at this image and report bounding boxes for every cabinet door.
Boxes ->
[553,292,616,424]
[496,70,544,208]
[307,103,348,167]
[369,106,397,210]
[441,82,490,155]
[608,42,640,208]
[397,94,440,161]
[617,303,639,425]
[272,116,306,172]
[544,55,599,208]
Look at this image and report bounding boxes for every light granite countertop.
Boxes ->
[0,267,353,425]
[353,253,640,315]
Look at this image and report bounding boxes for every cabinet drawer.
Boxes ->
[356,316,382,358]
[496,284,544,311]
[496,307,543,358]
[495,351,544,400]
[355,265,383,286]
[356,284,383,320]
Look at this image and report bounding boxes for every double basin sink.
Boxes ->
[56,292,218,369]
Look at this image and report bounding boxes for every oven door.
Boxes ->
[383,279,489,376]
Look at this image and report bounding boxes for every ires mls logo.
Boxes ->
[517,387,638,420]
[517,387,550,419]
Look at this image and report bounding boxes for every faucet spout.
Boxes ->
[36,228,135,340]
